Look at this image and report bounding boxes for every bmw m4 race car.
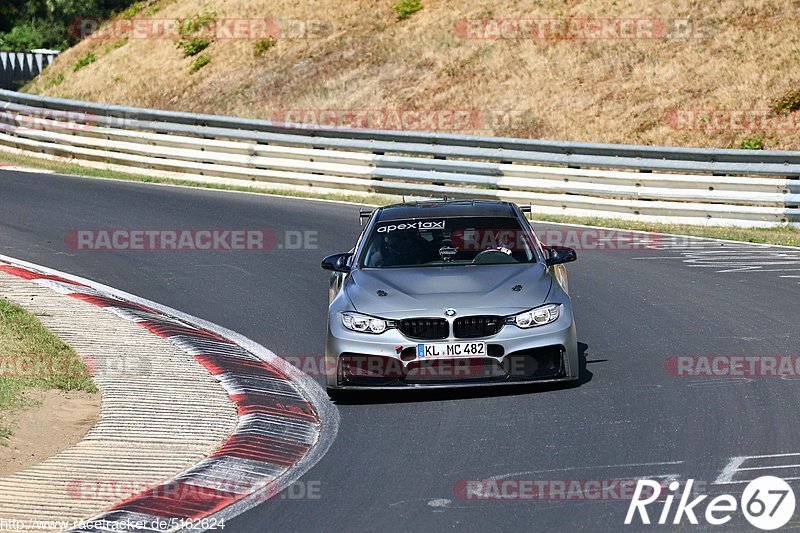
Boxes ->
[321,199,579,396]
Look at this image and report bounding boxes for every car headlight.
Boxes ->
[508,304,560,328]
[341,312,393,334]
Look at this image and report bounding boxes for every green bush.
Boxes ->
[739,137,764,150]
[103,37,128,55]
[117,0,160,19]
[771,88,800,115]
[0,0,143,51]
[119,1,146,19]
[0,19,66,51]
[391,0,422,20]
[176,11,216,58]
[190,53,210,73]
[253,38,276,57]
[178,11,217,38]
[43,73,65,89]
[73,52,97,71]
[177,37,210,57]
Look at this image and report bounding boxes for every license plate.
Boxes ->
[417,342,486,358]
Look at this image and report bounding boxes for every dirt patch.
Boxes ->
[0,388,100,477]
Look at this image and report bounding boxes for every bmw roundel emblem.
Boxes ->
[444,308,457,317]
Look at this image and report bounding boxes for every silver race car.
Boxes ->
[321,199,579,397]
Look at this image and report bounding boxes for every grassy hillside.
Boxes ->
[22,0,800,149]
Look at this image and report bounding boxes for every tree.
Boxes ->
[0,0,136,51]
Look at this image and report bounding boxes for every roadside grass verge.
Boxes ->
[0,151,380,205]
[0,150,798,248]
[0,297,97,442]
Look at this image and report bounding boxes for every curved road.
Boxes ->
[2,169,800,531]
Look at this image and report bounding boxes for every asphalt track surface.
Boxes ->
[2,169,800,532]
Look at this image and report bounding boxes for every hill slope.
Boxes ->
[22,0,800,150]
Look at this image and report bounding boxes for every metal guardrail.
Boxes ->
[0,89,798,227]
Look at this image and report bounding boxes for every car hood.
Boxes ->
[344,263,552,317]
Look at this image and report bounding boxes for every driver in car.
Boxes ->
[375,230,431,267]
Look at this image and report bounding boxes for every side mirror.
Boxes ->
[321,253,353,273]
[545,246,577,266]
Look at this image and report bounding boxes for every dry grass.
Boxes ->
[24,0,800,149]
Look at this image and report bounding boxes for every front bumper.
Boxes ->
[325,309,579,390]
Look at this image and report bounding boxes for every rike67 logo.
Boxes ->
[625,477,796,530]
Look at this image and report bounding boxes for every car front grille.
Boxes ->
[453,315,504,338]
[398,318,449,340]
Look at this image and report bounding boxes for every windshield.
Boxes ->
[359,216,537,268]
